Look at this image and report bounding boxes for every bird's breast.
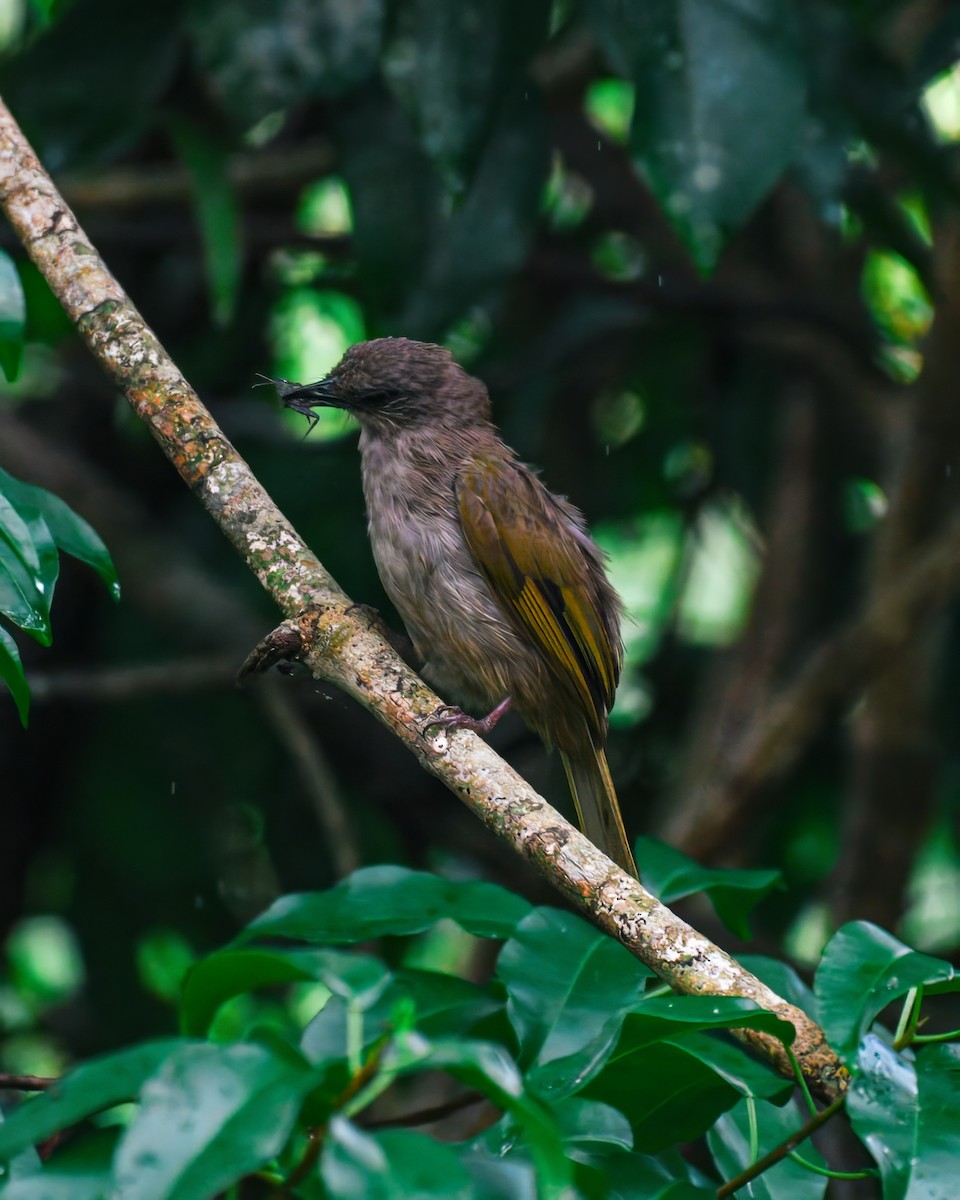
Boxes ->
[357,433,533,708]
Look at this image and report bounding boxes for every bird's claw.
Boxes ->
[419,705,471,737]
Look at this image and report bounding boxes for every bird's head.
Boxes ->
[274,338,491,435]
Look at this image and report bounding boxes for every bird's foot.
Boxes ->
[421,696,513,738]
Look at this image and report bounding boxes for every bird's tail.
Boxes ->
[561,749,636,877]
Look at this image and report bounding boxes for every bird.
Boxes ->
[275,337,636,876]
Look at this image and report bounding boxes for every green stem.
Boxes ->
[716,1096,846,1198]
[788,1049,817,1118]
[912,1027,960,1044]
[893,985,923,1051]
[745,1097,759,1165]
[787,1151,878,1181]
[346,1005,364,1074]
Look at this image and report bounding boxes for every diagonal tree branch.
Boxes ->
[0,97,843,1099]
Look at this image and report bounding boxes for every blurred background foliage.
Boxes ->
[0,0,959,1082]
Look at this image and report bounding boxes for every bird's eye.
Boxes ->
[360,387,403,407]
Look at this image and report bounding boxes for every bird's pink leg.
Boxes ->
[422,696,513,737]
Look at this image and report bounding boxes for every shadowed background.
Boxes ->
[1,0,959,1071]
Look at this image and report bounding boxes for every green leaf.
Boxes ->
[0,248,26,381]
[241,866,531,944]
[383,0,550,174]
[334,86,440,322]
[611,994,794,1052]
[908,1043,960,1198]
[186,0,385,128]
[709,1097,828,1199]
[402,90,550,338]
[849,1037,960,1200]
[847,1034,917,1200]
[299,968,501,1086]
[1,1130,117,1200]
[0,1040,187,1159]
[168,120,242,327]
[815,922,956,1054]
[665,1031,792,1101]
[0,492,50,644]
[552,1098,633,1157]
[394,969,502,1037]
[635,838,783,939]
[600,1150,715,1199]
[460,1152,539,1200]
[0,468,119,601]
[581,999,793,1151]
[321,1121,473,1199]
[585,1036,782,1154]
[1,0,180,169]
[111,1041,317,1200]
[738,955,818,1020]
[385,1033,571,1197]
[180,945,390,1036]
[0,625,29,726]
[582,0,806,271]
[496,907,651,1097]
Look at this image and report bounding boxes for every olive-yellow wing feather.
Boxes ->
[457,455,618,744]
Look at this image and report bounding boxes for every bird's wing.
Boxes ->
[457,454,618,741]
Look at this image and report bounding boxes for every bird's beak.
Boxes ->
[273,375,344,417]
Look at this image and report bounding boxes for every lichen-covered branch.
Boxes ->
[0,97,843,1099]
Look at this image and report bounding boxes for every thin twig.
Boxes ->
[363,1090,485,1129]
[254,680,361,879]
[716,1096,846,1198]
[0,1073,57,1090]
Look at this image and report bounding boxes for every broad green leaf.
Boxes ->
[1,1129,117,1200]
[0,248,26,381]
[552,1098,633,1156]
[300,968,500,1083]
[738,955,818,1020]
[392,969,502,1039]
[2,0,179,168]
[460,1151,539,1200]
[815,923,956,1054]
[321,1121,472,1199]
[334,87,440,321]
[0,492,38,573]
[908,1043,960,1198]
[584,1037,769,1154]
[186,0,384,128]
[581,1000,792,1151]
[169,120,242,327]
[0,1040,187,1159]
[180,945,389,1036]
[111,1042,317,1200]
[241,866,530,944]
[0,625,29,726]
[385,1033,571,1197]
[610,994,794,1053]
[383,0,550,173]
[582,0,805,270]
[709,1097,828,1199]
[402,91,549,338]
[0,490,51,643]
[849,1038,960,1200]
[662,1031,792,1102]
[600,1149,715,1199]
[847,1034,917,1200]
[497,907,650,1088]
[0,536,50,644]
[0,468,119,601]
[17,508,59,606]
[635,837,783,938]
